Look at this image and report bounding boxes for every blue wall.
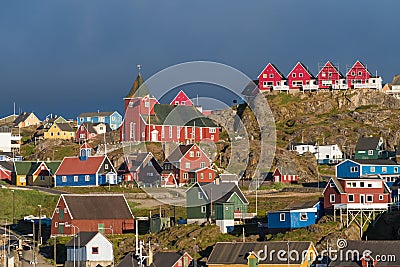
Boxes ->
[77,111,122,130]
[337,160,400,178]
[268,210,318,229]
[55,174,97,187]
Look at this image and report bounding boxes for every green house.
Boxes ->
[186,182,249,233]
[354,136,388,160]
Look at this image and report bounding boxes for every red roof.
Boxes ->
[80,143,92,149]
[55,156,105,175]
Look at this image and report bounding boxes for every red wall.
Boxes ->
[346,61,371,88]
[196,168,215,183]
[258,63,285,90]
[288,63,314,90]
[317,62,342,89]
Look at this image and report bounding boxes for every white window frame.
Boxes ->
[330,194,335,203]
[280,213,285,221]
[368,150,373,155]
[198,192,203,199]
[382,167,387,173]
[292,73,296,78]
[74,176,78,182]
[370,167,375,172]
[366,195,373,202]
[201,206,206,213]
[185,162,190,169]
[379,195,384,201]
[269,73,274,78]
[85,175,90,181]
[62,176,67,182]
[300,212,308,221]
[190,151,194,157]
[348,194,355,202]
[299,73,303,78]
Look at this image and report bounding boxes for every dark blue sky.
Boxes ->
[1,0,399,119]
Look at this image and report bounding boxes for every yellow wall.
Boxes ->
[44,125,75,140]
[18,113,41,128]
[16,175,26,186]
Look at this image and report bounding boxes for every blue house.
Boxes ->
[267,200,322,230]
[77,111,122,131]
[335,159,400,186]
[54,144,117,187]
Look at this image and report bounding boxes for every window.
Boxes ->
[55,222,58,228]
[262,74,268,78]
[370,167,375,172]
[105,164,109,170]
[209,128,216,133]
[200,162,206,168]
[175,101,179,105]
[368,150,373,155]
[269,74,274,78]
[185,162,190,169]
[56,208,59,213]
[352,182,356,187]
[177,126,181,138]
[190,151,194,157]
[40,176,45,181]
[360,182,365,187]
[379,195,384,200]
[350,166,358,173]
[62,176,67,182]
[112,116,115,121]
[348,194,354,202]
[92,247,99,254]
[144,101,150,108]
[351,71,355,76]
[209,173,212,179]
[196,151,200,157]
[300,213,308,221]
[200,173,204,179]
[169,126,173,138]
[292,73,296,78]
[74,176,78,182]
[198,192,203,199]
[211,135,214,140]
[395,167,399,173]
[198,206,206,214]
[382,167,387,173]
[183,173,188,179]
[299,73,303,77]
[368,183,372,188]
[85,175,90,181]
[328,72,332,77]
[358,71,362,76]
[330,194,335,203]
[280,213,285,221]
[322,72,326,77]
[366,195,373,202]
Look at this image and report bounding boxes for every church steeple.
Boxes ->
[125,64,152,99]
[79,143,92,161]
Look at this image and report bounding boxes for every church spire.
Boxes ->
[124,64,152,99]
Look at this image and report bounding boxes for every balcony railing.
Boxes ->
[334,203,389,210]
[273,85,289,91]
[332,84,348,90]
[302,84,319,90]
[353,83,380,89]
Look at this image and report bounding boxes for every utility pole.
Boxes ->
[11,190,15,224]
[53,235,56,267]
[38,205,42,245]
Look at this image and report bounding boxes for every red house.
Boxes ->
[287,62,318,91]
[323,177,390,210]
[257,63,288,92]
[317,61,348,90]
[170,90,193,106]
[121,72,219,143]
[346,60,382,90]
[272,168,298,183]
[162,144,212,186]
[0,162,12,182]
[51,194,134,235]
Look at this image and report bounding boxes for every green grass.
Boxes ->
[0,188,59,223]
[56,186,144,194]
[279,94,301,105]
[20,143,35,157]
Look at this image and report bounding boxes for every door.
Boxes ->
[151,130,158,142]
[360,194,365,204]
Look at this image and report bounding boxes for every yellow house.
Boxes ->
[13,112,41,128]
[44,123,76,140]
[207,241,317,267]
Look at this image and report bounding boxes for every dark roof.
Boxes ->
[355,137,381,151]
[270,63,286,78]
[142,104,216,127]
[194,182,248,204]
[0,161,14,171]
[77,111,116,118]
[208,242,313,265]
[65,232,99,247]
[55,123,74,132]
[13,112,32,125]
[125,73,153,98]
[329,177,344,193]
[284,200,318,210]
[166,144,194,162]
[329,240,400,266]
[352,159,398,165]
[80,122,112,133]
[117,251,186,267]
[62,194,133,220]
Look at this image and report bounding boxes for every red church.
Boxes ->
[316,61,347,90]
[120,70,219,143]
[287,62,318,91]
[346,60,382,90]
[257,63,288,92]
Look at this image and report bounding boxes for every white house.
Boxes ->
[0,128,21,153]
[289,142,343,165]
[315,144,343,164]
[65,232,113,267]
